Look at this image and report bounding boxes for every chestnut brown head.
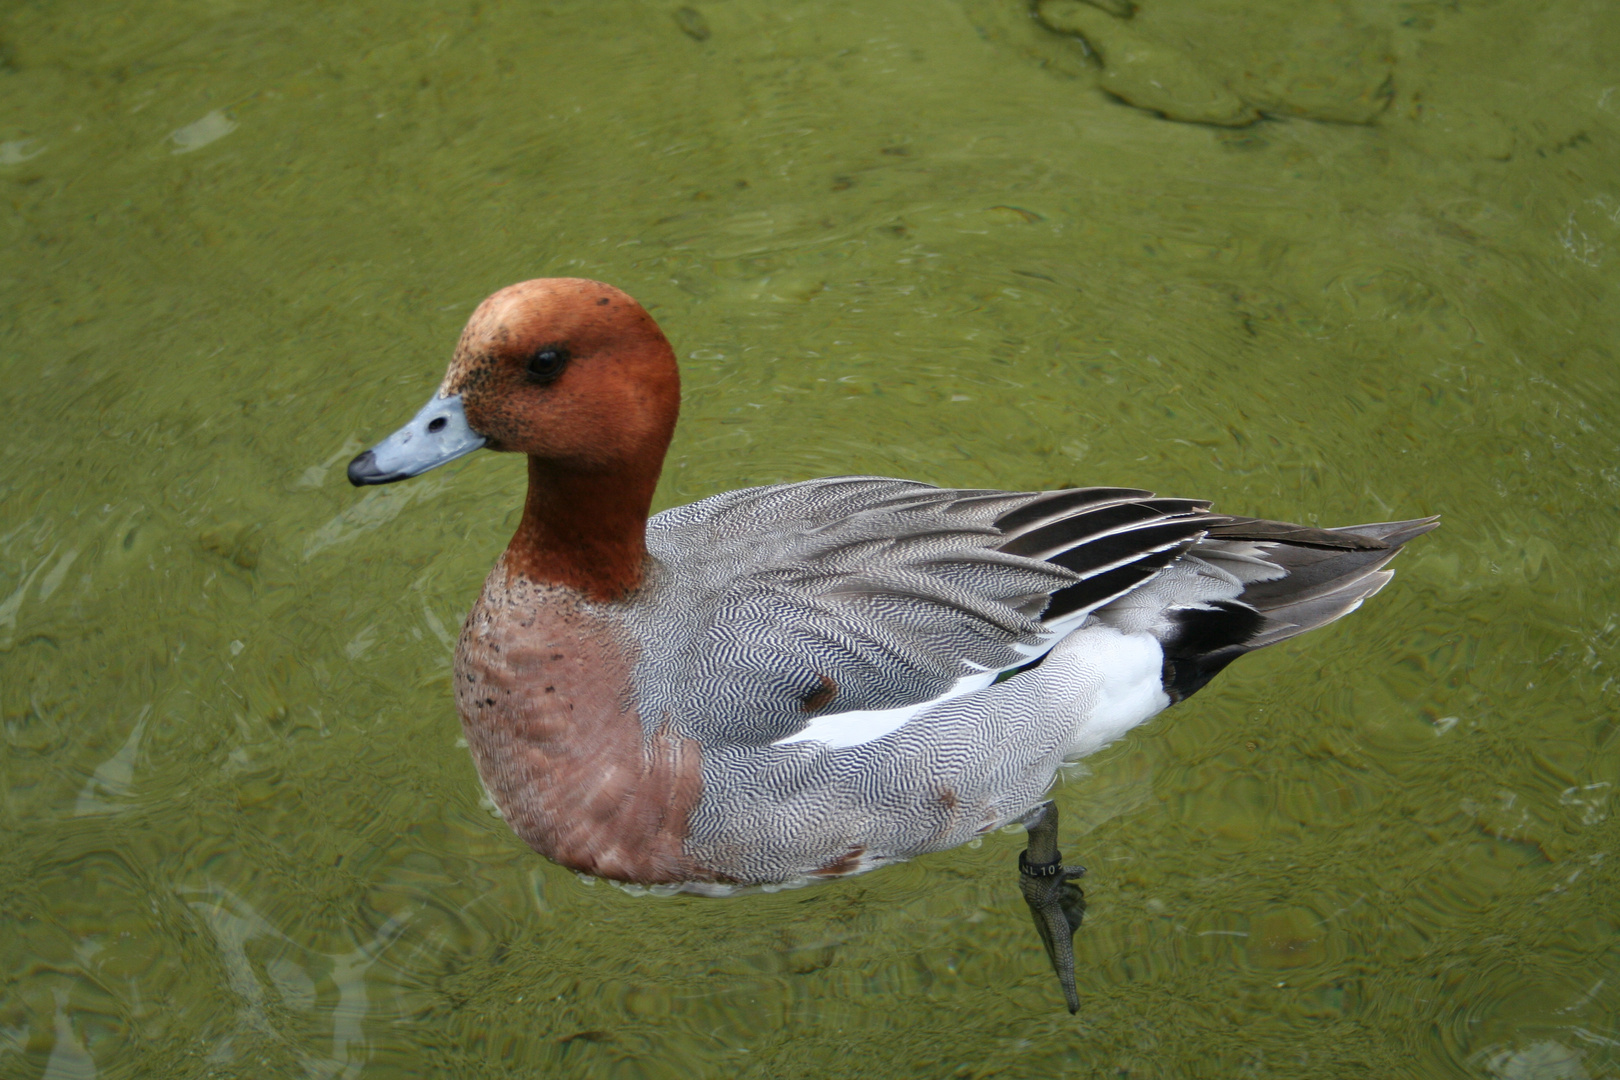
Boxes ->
[348,278,681,486]
[440,279,680,470]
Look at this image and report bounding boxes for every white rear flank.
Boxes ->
[1048,626,1171,758]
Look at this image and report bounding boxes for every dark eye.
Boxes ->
[526,346,570,384]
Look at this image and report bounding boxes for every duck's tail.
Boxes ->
[1155,515,1440,702]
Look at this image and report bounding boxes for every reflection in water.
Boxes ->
[73,706,151,817]
[168,111,238,155]
[1479,1041,1592,1080]
[184,886,409,1078]
[41,989,97,1080]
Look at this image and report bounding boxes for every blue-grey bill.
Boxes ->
[347,393,486,486]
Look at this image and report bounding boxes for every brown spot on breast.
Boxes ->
[800,673,838,713]
[938,787,958,811]
[455,557,721,886]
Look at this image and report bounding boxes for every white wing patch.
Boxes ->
[773,635,1059,750]
[772,670,999,750]
[772,625,1174,764]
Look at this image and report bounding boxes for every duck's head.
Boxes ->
[347,278,680,487]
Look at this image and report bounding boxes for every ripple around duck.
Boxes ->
[1431,952,1620,1079]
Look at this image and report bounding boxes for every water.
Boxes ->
[2,0,1617,1076]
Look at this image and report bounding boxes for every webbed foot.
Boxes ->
[1018,800,1086,1014]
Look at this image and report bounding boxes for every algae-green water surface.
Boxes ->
[3,1,1618,1076]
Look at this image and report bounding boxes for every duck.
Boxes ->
[347,277,1436,1013]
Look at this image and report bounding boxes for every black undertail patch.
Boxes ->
[1159,600,1268,703]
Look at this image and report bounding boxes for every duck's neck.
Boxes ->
[506,456,658,601]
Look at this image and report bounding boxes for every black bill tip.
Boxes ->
[347,450,406,487]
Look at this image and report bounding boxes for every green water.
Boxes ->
[2,0,1617,1075]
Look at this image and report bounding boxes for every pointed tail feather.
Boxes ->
[1160,514,1437,701]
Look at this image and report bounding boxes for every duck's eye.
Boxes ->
[526,346,570,384]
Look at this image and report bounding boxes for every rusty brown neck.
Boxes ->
[505,455,659,601]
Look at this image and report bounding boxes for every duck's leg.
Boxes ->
[1017,800,1086,1014]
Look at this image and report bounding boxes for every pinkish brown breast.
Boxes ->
[454,555,714,885]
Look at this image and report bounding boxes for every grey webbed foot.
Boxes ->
[1017,800,1086,1014]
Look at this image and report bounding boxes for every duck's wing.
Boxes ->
[634,477,1225,746]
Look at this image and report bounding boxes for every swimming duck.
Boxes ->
[347,278,1436,1012]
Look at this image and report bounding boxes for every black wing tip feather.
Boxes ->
[1206,514,1441,551]
[994,487,1155,533]
[1000,498,1212,558]
[1205,518,1387,550]
[1048,518,1211,576]
[1043,546,1184,622]
[1333,515,1441,548]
